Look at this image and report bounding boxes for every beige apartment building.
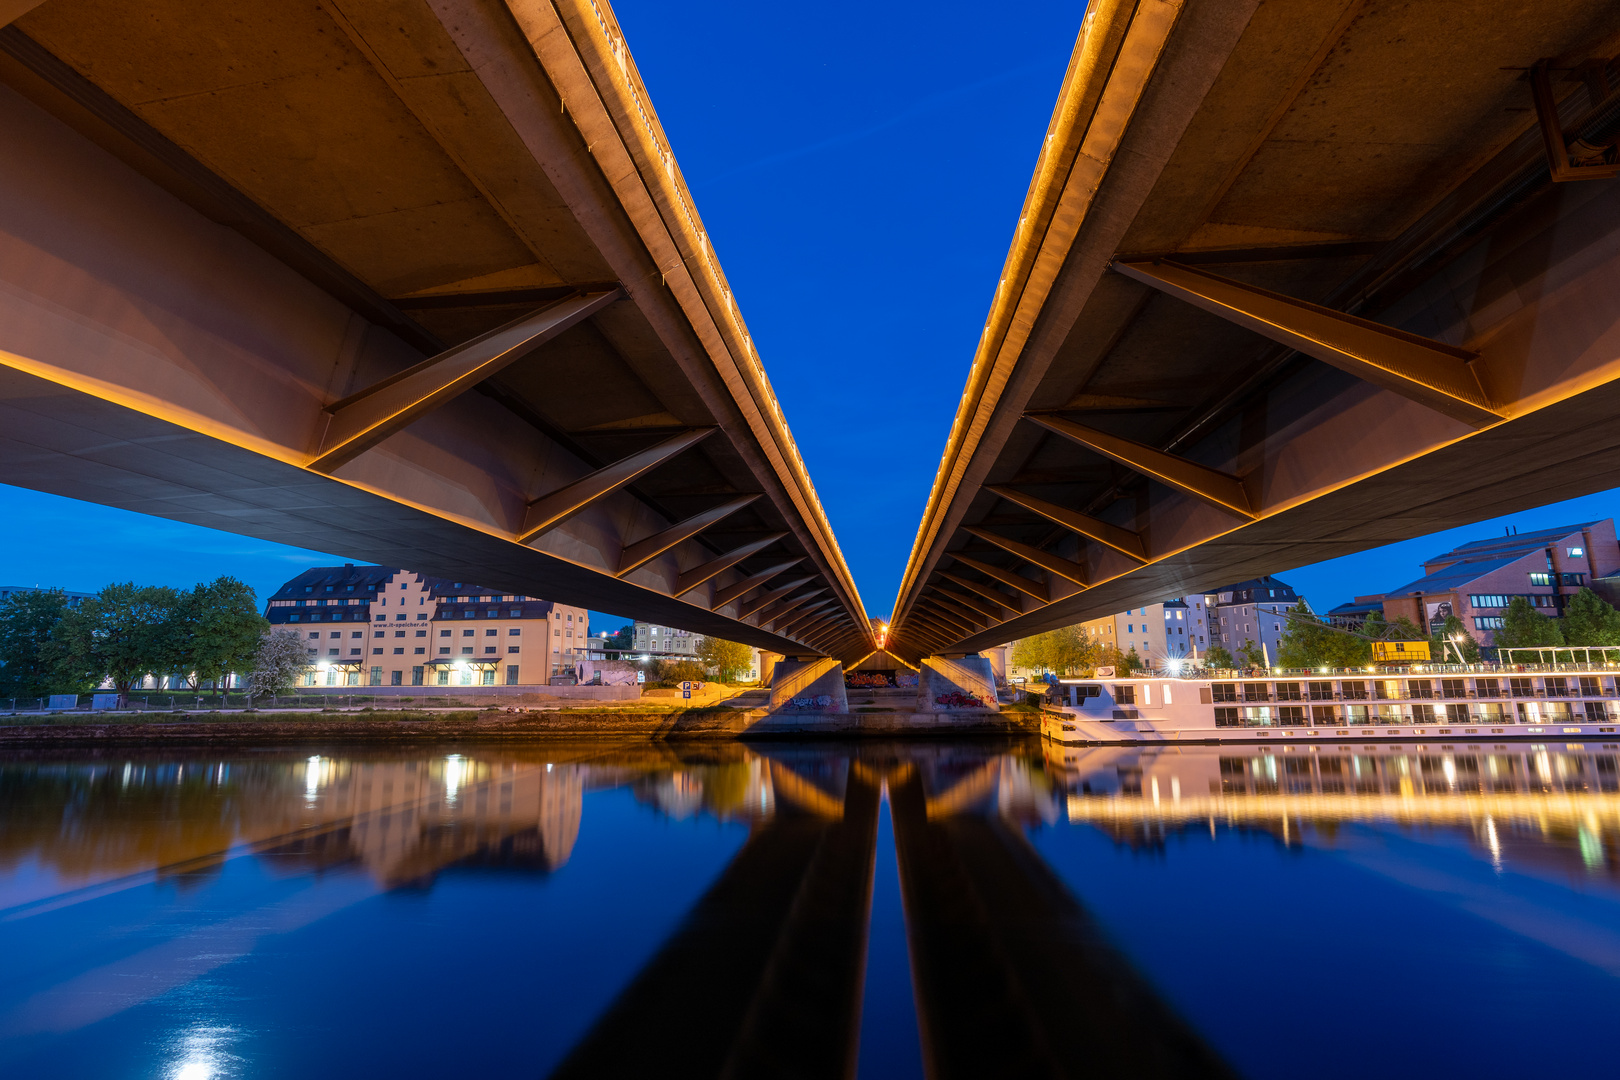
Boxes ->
[265,564,588,686]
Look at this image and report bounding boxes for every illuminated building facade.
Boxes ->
[265,564,587,686]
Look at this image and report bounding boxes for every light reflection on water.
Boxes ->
[0,739,1617,1077]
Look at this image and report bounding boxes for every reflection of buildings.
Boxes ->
[633,757,775,823]
[294,756,585,887]
[0,753,588,895]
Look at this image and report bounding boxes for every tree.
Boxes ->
[1386,615,1428,641]
[48,583,182,707]
[1122,645,1143,674]
[696,636,753,682]
[654,658,707,686]
[1430,614,1481,663]
[1494,595,1564,652]
[1011,626,1095,676]
[0,590,93,702]
[1560,587,1620,647]
[1237,640,1267,668]
[174,577,267,692]
[247,629,310,700]
[1277,602,1372,668]
[1204,644,1236,669]
[607,624,634,651]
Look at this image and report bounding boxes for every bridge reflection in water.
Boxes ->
[3,739,1619,1075]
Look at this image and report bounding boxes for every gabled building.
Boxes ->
[1206,577,1304,664]
[265,564,588,687]
[1361,520,1620,645]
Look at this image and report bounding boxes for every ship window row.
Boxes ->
[1210,701,1616,726]
[1210,677,1614,703]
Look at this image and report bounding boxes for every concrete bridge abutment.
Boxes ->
[767,657,849,715]
[916,655,998,714]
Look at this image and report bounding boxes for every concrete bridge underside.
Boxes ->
[890,0,1620,659]
[0,0,870,659]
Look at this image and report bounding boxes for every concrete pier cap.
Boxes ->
[768,657,849,715]
[917,655,998,714]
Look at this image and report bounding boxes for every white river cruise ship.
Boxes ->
[1037,660,1620,745]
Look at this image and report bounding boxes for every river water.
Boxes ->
[2,738,1619,1078]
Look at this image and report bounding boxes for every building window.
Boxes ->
[461,647,473,655]
[412,666,424,686]
[372,647,382,655]
[439,629,450,637]
[414,647,424,655]
[439,647,450,655]
[1469,594,1509,608]
[508,646,520,654]
[485,628,498,636]
[390,670,402,686]
[507,665,520,685]
[509,628,521,636]
[484,646,497,654]
[1530,573,1552,586]
[463,629,474,637]
[1474,616,1505,630]
[392,647,404,655]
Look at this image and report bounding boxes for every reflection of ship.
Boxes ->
[1037,666,1620,744]
[1049,742,1620,883]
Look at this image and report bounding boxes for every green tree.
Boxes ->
[696,636,753,682]
[48,583,182,707]
[1203,644,1236,669]
[1122,645,1143,674]
[1560,587,1620,647]
[1277,602,1373,668]
[607,625,634,651]
[1386,616,1427,641]
[0,590,93,703]
[1011,626,1095,676]
[174,577,267,692]
[1494,595,1564,653]
[1237,640,1267,668]
[1010,634,1050,673]
[1430,614,1481,663]
[654,658,708,686]
[247,629,310,700]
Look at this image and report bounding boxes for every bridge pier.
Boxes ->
[767,657,849,715]
[917,655,998,713]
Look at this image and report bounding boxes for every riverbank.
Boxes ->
[0,705,1039,743]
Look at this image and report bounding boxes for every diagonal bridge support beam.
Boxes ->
[1112,260,1499,427]
[519,429,715,544]
[673,537,788,598]
[962,526,1089,586]
[310,289,622,472]
[615,494,760,577]
[987,486,1147,561]
[1026,415,1254,519]
[948,554,1048,601]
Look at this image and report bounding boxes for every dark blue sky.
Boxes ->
[3,0,1617,630]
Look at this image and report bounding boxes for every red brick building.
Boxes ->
[1337,521,1620,646]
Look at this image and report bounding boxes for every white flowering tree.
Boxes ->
[247,629,309,702]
